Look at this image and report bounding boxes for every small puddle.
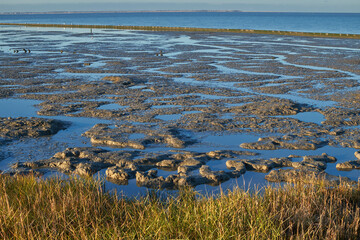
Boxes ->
[155,114,182,121]
[291,112,326,124]
[142,89,155,92]
[0,98,42,117]
[225,103,246,107]
[98,103,128,110]
[277,111,325,124]
[182,111,202,114]
[104,177,150,198]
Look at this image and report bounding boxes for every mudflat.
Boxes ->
[1,25,359,195]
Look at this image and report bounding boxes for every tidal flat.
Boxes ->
[1,25,360,196]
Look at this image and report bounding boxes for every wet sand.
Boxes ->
[0,25,360,196]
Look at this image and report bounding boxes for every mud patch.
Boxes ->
[0,117,68,140]
[83,123,195,149]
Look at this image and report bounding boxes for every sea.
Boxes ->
[0,12,359,34]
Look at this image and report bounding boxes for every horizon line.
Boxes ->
[1,10,360,15]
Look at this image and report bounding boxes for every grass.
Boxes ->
[0,174,359,239]
[1,23,360,39]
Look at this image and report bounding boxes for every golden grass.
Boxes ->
[0,174,359,239]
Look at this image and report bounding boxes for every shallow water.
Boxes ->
[155,114,182,121]
[2,12,360,34]
[1,25,360,197]
[98,103,127,110]
[276,112,326,125]
[0,98,42,117]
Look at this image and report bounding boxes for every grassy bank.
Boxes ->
[0,175,359,239]
[1,22,360,39]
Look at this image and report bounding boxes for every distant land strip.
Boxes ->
[1,10,244,15]
[1,22,359,39]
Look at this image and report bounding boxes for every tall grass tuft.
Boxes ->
[0,174,359,239]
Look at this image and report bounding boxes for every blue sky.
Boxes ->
[1,0,359,13]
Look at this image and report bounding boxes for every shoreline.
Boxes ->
[1,22,359,39]
[1,10,245,15]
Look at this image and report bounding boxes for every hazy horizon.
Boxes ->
[1,1,360,13]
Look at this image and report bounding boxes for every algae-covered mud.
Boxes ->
[1,25,360,195]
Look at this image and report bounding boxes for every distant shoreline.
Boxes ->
[1,10,245,15]
[1,22,359,39]
[1,10,359,15]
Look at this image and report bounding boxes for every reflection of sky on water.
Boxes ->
[98,103,127,110]
[155,114,182,121]
[1,95,359,197]
[0,98,42,118]
[1,25,360,197]
[276,111,326,125]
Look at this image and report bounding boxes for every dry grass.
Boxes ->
[0,174,359,239]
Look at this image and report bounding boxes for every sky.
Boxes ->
[0,0,359,13]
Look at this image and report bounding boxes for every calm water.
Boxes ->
[1,20,360,196]
[0,12,359,34]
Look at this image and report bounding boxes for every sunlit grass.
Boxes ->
[0,174,359,239]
